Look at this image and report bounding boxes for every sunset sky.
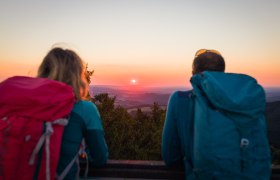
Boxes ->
[0,0,279,88]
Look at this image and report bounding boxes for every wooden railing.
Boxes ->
[80,160,280,180]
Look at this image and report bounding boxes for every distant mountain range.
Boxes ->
[265,87,280,102]
[90,85,280,148]
[89,85,184,109]
[90,85,280,108]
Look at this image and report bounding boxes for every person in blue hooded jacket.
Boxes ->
[162,49,225,177]
[162,49,271,179]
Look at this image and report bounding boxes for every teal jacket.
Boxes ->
[162,90,194,179]
[57,100,108,179]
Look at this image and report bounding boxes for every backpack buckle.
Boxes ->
[240,138,249,148]
[2,116,8,121]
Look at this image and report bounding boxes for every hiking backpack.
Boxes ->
[0,76,75,180]
[190,71,271,180]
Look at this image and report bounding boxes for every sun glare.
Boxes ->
[131,79,137,85]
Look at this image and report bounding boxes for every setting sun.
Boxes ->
[131,79,137,85]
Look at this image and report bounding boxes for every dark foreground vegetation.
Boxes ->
[90,93,165,160]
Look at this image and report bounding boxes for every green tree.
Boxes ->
[271,146,280,165]
[92,93,137,159]
[91,94,166,160]
[147,103,165,160]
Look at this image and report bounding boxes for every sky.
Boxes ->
[0,0,279,88]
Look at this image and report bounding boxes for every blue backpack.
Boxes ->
[190,71,271,180]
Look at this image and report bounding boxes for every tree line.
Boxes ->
[90,93,165,160]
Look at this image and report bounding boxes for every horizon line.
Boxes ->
[90,84,280,89]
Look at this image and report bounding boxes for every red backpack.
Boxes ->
[0,76,75,180]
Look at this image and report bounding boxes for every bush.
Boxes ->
[271,146,280,165]
[90,93,165,160]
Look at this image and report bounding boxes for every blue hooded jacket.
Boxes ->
[162,71,271,179]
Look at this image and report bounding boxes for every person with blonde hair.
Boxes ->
[38,47,108,179]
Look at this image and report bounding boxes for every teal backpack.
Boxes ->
[190,71,271,180]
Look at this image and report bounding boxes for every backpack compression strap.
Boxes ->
[29,118,68,180]
[56,139,89,180]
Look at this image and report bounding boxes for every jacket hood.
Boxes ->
[191,71,265,120]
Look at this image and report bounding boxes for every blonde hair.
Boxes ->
[37,47,88,101]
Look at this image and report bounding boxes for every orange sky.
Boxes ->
[0,51,279,89]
